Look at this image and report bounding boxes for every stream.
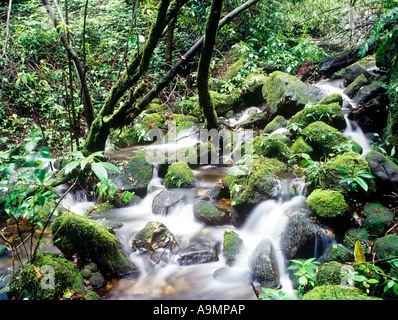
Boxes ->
[0,73,374,301]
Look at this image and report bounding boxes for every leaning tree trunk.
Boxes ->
[197,0,223,130]
[83,0,261,153]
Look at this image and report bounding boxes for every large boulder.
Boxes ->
[132,221,172,251]
[262,71,325,119]
[334,60,372,85]
[193,200,230,226]
[51,210,138,277]
[152,189,192,215]
[249,239,280,288]
[301,121,362,159]
[374,234,398,261]
[163,162,196,188]
[10,251,87,300]
[223,229,243,266]
[251,135,292,162]
[289,103,346,131]
[306,189,349,220]
[365,150,398,193]
[343,74,368,98]
[109,152,153,197]
[361,203,394,237]
[230,157,288,227]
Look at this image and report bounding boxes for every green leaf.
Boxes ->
[336,165,349,174]
[91,162,108,186]
[354,176,368,192]
[354,240,366,263]
[64,160,80,175]
[99,162,121,174]
[299,276,308,286]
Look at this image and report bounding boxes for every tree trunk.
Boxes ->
[197,0,223,130]
[165,18,176,66]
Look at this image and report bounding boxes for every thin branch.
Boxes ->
[1,0,13,58]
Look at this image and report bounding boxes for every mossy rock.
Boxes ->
[307,189,349,219]
[263,115,287,134]
[315,262,345,286]
[319,244,354,264]
[240,73,268,105]
[109,152,153,197]
[361,203,394,237]
[319,151,377,197]
[262,71,325,118]
[290,136,314,155]
[164,162,196,188]
[51,211,138,277]
[289,103,346,131]
[230,157,287,226]
[301,121,362,159]
[303,285,382,300]
[334,61,372,85]
[170,113,199,126]
[343,228,369,251]
[10,251,86,300]
[209,90,242,116]
[318,93,343,107]
[193,200,230,226]
[223,229,243,266]
[142,113,164,130]
[343,74,368,98]
[374,234,398,260]
[132,221,172,251]
[252,135,292,162]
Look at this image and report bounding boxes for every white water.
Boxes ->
[314,78,371,155]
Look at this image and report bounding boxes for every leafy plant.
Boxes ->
[287,258,320,294]
[337,165,374,192]
[258,287,297,300]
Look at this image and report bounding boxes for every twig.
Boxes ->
[2,0,13,59]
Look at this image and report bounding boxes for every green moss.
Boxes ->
[319,151,376,195]
[289,103,346,131]
[193,200,229,225]
[374,234,398,260]
[10,251,85,300]
[307,189,349,219]
[318,93,343,107]
[361,203,394,237]
[303,285,382,300]
[343,74,368,98]
[290,136,314,155]
[142,113,164,130]
[132,221,171,251]
[170,113,199,126]
[301,121,362,159]
[222,56,245,82]
[343,228,369,251]
[263,115,287,134]
[251,135,292,161]
[320,244,354,263]
[209,90,241,116]
[223,229,243,266]
[231,157,287,206]
[50,210,137,276]
[315,262,345,286]
[164,162,196,188]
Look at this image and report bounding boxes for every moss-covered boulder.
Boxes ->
[319,151,376,197]
[361,203,394,237]
[303,285,382,300]
[307,189,349,219]
[262,71,325,118]
[193,200,230,226]
[263,115,287,134]
[315,262,345,286]
[209,90,242,116]
[343,228,369,251]
[353,81,386,105]
[142,113,164,130]
[301,121,362,159]
[319,244,354,264]
[241,73,268,105]
[51,211,138,277]
[223,229,243,266]
[343,74,368,98]
[289,103,346,131]
[252,135,292,161]
[170,114,199,126]
[109,152,153,197]
[10,251,86,300]
[335,60,372,85]
[374,234,398,260]
[164,162,196,188]
[290,136,314,155]
[318,93,344,107]
[230,157,288,226]
[132,221,172,251]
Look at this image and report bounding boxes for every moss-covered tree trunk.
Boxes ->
[197,0,223,130]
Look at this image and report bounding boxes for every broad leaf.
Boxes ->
[91,162,108,186]
[99,162,121,174]
[354,176,368,192]
[64,160,80,175]
[354,240,366,263]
